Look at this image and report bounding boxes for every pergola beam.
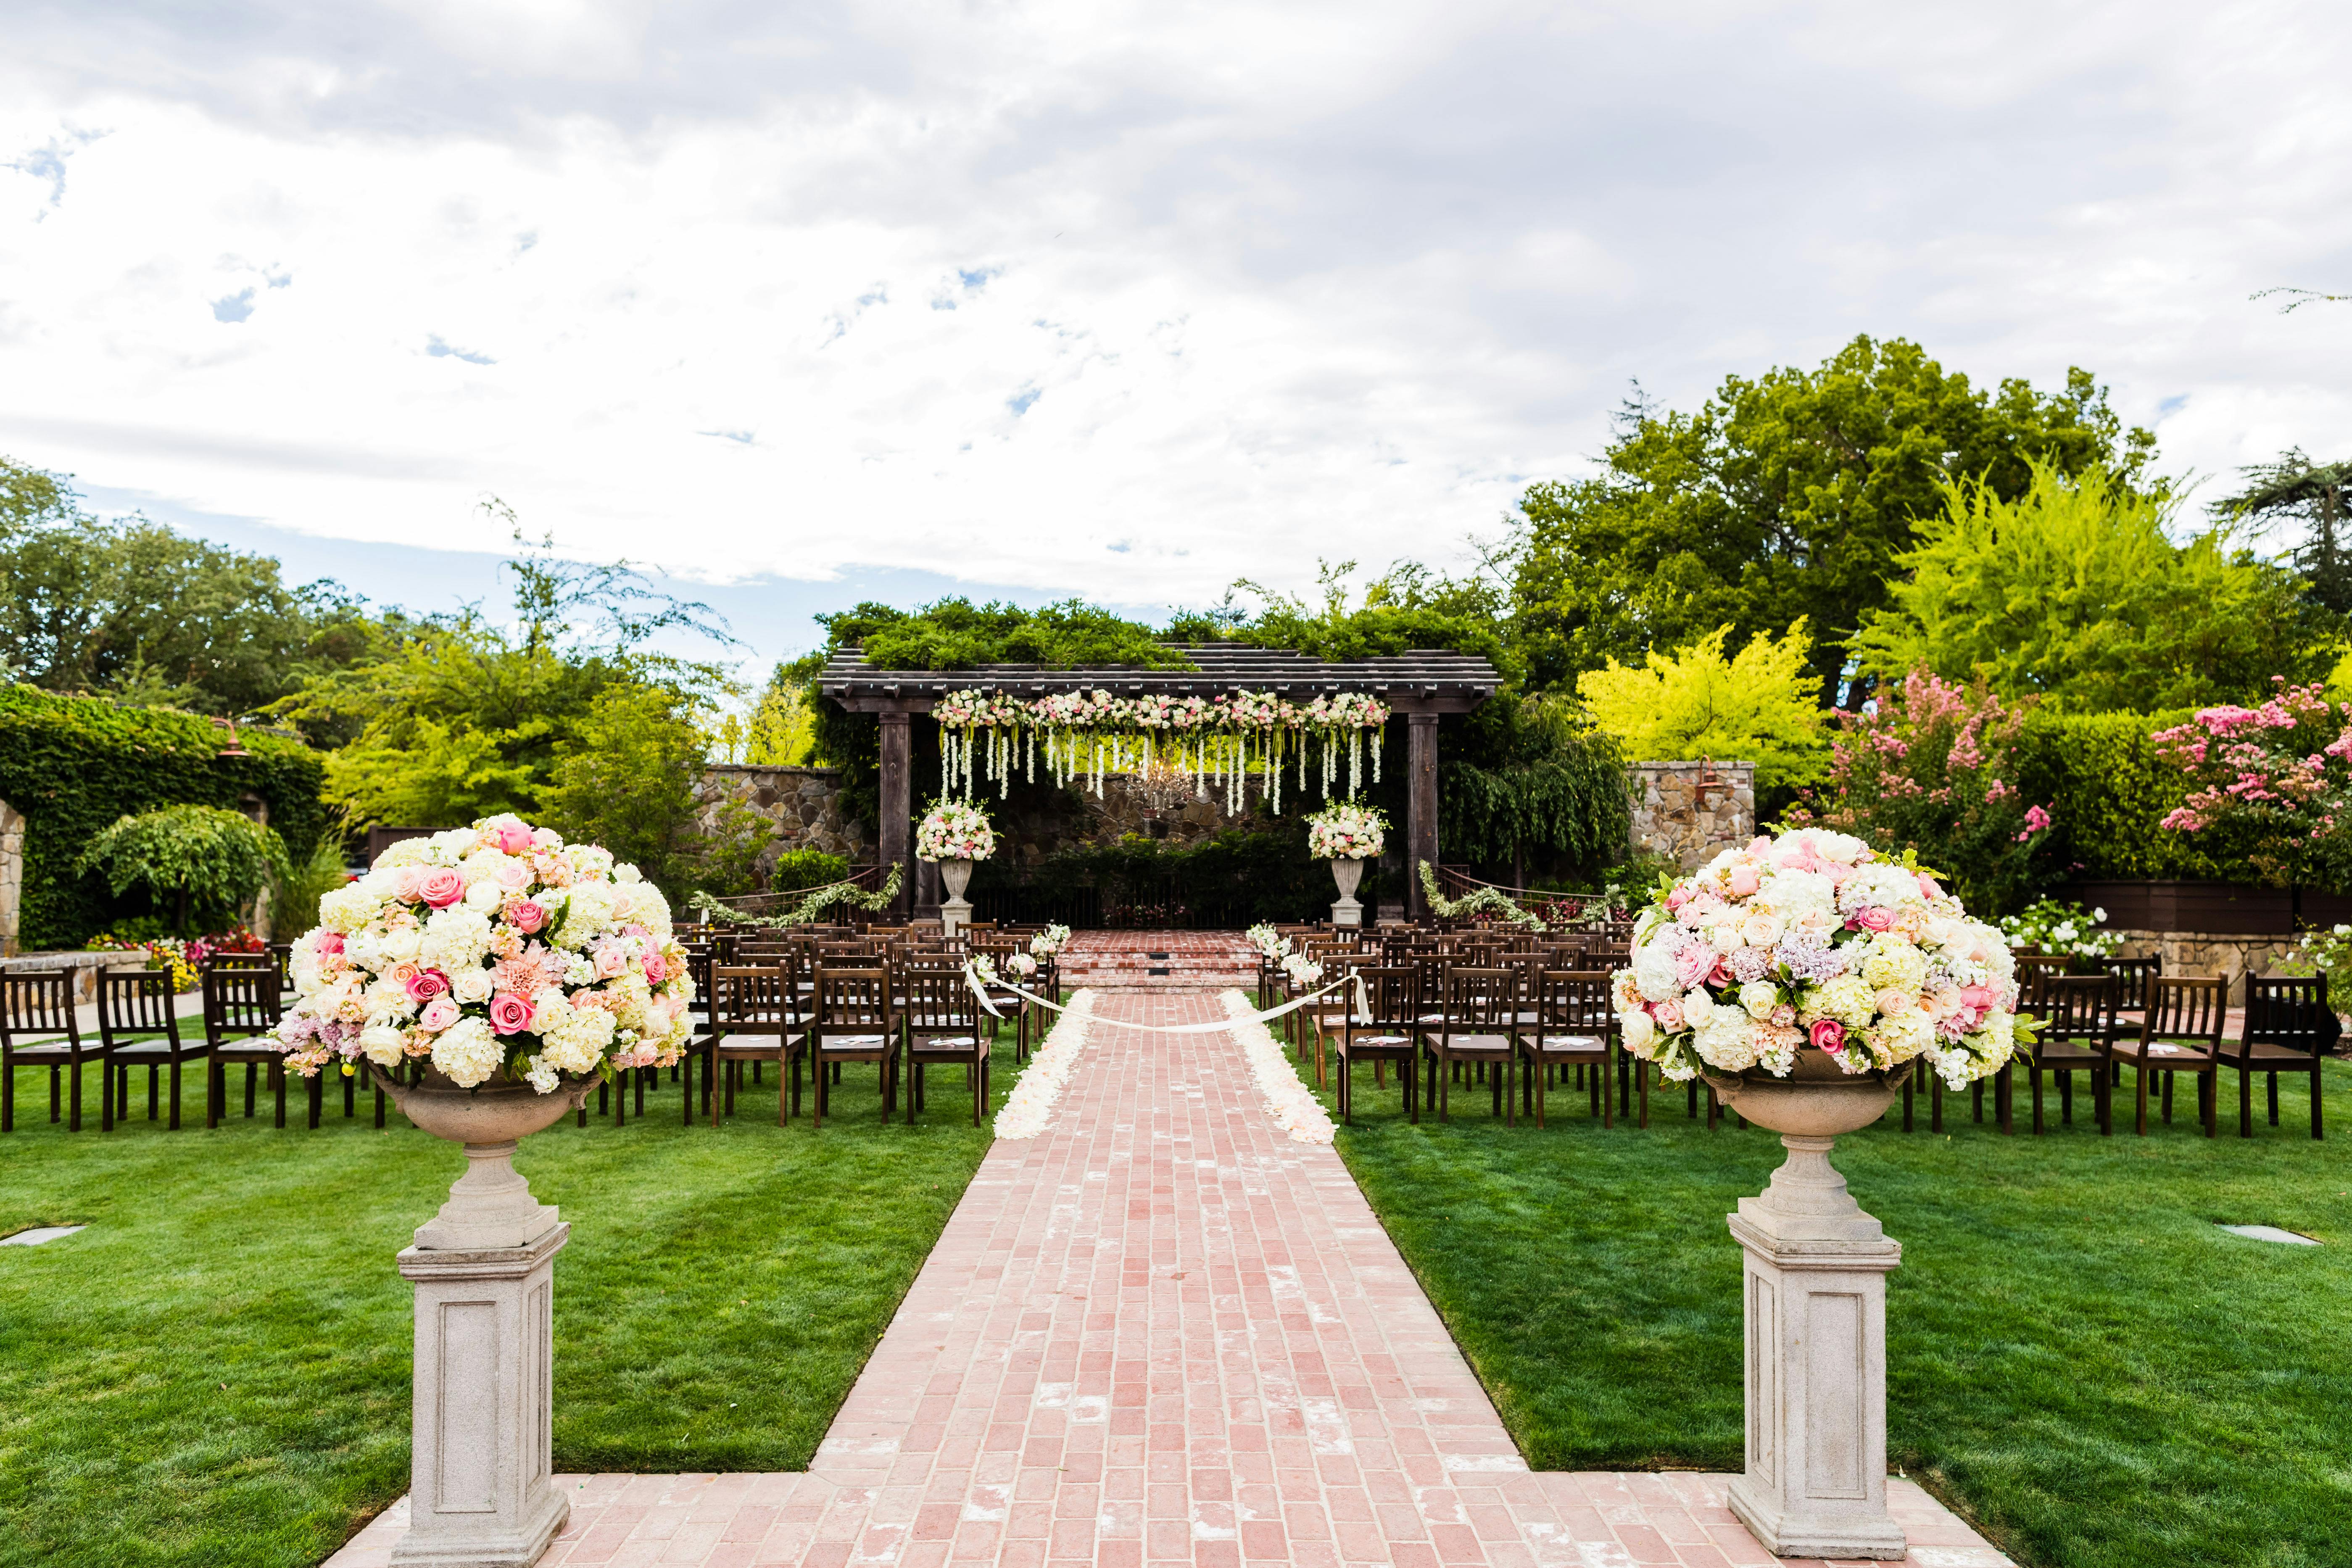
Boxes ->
[817,645,1500,925]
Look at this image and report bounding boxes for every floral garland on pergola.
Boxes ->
[933,688,1389,813]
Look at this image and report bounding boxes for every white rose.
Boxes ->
[1621,1009,1656,1052]
[464,877,503,912]
[451,967,494,1004]
[358,1024,406,1068]
[615,862,643,885]
[1682,988,1717,1026]
[1738,909,1784,949]
[1738,980,1779,1020]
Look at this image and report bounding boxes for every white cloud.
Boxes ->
[0,0,2349,607]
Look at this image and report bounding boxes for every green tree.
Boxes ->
[542,683,767,899]
[0,455,402,717]
[2214,448,2352,614]
[1508,337,2159,706]
[76,804,292,935]
[1850,461,2326,711]
[1575,621,1827,786]
[275,518,737,830]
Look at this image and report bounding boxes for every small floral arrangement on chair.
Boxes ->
[272,815,696,1092]
[1998,898,2121,965]
[916,798,998,862]
[1306,801,1386,860]
[1245,922,1291,959]
[1614,827,2029,1091]
[1029,922,1073,959]
[1281,951,1325,988]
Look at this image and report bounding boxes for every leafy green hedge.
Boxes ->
[0,686,329,950]
[2012,707,2225,883]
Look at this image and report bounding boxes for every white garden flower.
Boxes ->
[1837,862,1919,913]
[317,883,379,935]
[420,906,493,973]
[463,876,503,912]
[431,1017,505,1087]
[358,1024,406,1068]
[451,967,495,1003]
[524,1056,561,1094]
[1621,1008,1657,1052]
[1631,942,1681,1003]
[1738,980,1779,1020]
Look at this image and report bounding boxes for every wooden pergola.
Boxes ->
[817,644,1501,922]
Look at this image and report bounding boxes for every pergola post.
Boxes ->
[878,712,912,918]
[1406,713,1439,923]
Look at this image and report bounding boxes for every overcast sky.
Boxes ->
[3,0,2349,668]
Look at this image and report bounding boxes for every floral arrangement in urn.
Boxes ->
[274,815,695,1092]
[1998,898,2120,963]
[1613,827,2028,1091]
[915,798,997,862]
[1306,801,1386,860]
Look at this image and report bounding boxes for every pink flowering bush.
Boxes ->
[2153,680,2352,888]
[1787,672,2052,914]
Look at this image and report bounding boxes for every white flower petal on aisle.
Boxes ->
[992,989,1098,1140]
[1222,989,1335,1146]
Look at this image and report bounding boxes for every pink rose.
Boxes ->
[1852,906,1895,933]
[1916,872,1943,901]
[496,822,536,855]
[593,944,629,980]
[419,996,460,1032]
[533,825,562,846]
[1666,885,1690,911]
[1727,864,1760,897]
[1673,942,1714,988]
[404,969,449,1003]
[417,869,466,908]
[1809,1019,1846,1053]
[495,857,533,890]
[506,899,548,934]
[1652,999,1686,1031]
[642,950,668,986]
[488,992,535,1035]
[1959,983,1993,1012]
[1748,835,1773,855]
[314,930,345,956]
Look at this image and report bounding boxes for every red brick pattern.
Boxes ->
[329,990,2012,1568]
[1055,932,1259,991]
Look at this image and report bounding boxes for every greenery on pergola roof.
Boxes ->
[816,643,1501,712]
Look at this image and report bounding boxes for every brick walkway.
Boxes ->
[1055,932,1259,991]
[329,990,2012,1568]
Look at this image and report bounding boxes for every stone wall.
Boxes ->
[2112,929,2302,982]
[0,798,22,959]
[697,766,870,881]
[1629,760,1756,870]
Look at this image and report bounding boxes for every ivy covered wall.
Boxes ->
[0,686,329,950]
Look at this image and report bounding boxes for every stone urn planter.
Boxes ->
[939,856,976,936]
[1329,855,1367,928]
[1701,1049,1912,1561]
[374,1067,596,1568]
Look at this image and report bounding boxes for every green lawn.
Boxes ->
[0,1037,1023,1568]
[1313,1053,2352,1568]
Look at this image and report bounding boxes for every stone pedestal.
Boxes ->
[1725,1134,1906,1560]
[393,1224,571,1567]
[1329,856,1365,928]
[939,859,974,936]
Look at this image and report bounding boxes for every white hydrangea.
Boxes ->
[429,827,481,862]
[1759,867,1835,918]
[376,838,433,869]
[1874,1007,1935,1063]
[420,906,493,972]
[1631,941,1681,1003]
[524,1055,561,1094]
[431,1017,505,1087]
[539,1000,615,1074]
[1860,935,1929,995]
[1693,1009,1760,1071]
[1805,973,1876,1028]
[1838,862,1920,914]
[317,883,380,935]
[556,883,616,948]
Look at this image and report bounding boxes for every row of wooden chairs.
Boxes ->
[1930,971,2334,1139]
[0,959,367,1133]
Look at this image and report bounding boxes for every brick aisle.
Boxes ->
[329,991,2011,1568]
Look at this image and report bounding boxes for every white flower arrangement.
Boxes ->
[1245,922,1291,959]
[1998,898,2123,960]
[1281,951,1325,987]
[275,814,695,1093]
[1222,989,1334,1144]
[1614,827,2030,1091]
[1306,801,1386,860]
[1029,922,1072,959]
[915,798,997,862]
